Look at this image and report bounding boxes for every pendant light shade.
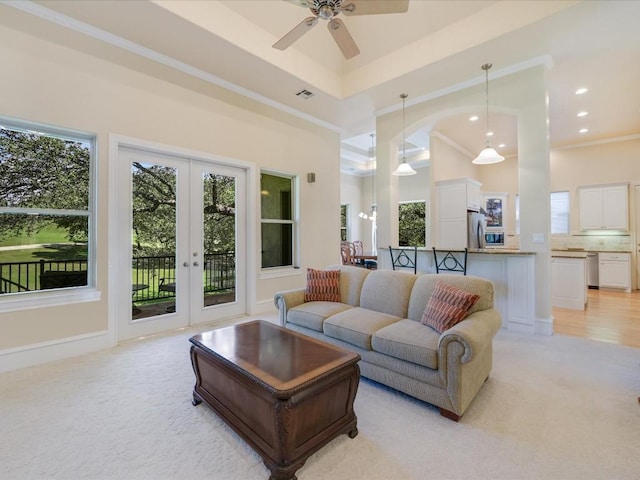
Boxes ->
[472,63,504,165]
[473,146,504,165]
[393,93,417,176]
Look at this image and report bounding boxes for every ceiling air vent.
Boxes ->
[296,89,315,100]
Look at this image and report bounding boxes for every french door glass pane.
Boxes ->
[202,172,236,307]
[131,162,177,319]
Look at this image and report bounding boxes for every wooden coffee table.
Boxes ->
[189,320,360,480]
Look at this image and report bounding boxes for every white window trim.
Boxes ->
[0,116,99,309]
[260,170,299,270]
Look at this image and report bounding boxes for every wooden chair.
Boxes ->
[432,247,468,275]
[340,242,356,265]
[351,240,375,269]
[388,246,417,274]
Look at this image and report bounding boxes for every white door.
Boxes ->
[116,146,246,341]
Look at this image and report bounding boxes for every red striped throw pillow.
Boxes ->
[304,268,341,302]
[421,282,480,333]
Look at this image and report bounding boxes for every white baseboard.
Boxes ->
[536,316,554,336]
[0,330,114,373]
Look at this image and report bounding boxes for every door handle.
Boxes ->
[183,262,189,267]
[193,261,200,267]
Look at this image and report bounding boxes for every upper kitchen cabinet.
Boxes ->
[437,178,483,215]
[436,178,482,248]
[578,183,628,231]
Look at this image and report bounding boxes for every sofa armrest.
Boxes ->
[437,308,502,363]
[273,288,306,326]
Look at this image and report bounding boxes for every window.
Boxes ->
[0,120,94,299]
[340,204,349,241]
[260,172,296,268]
[399,201,426,247]
[550,191,570,234]
[515,191,569,235]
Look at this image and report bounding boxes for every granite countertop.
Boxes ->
[468,248,535,255]
[418,247,535,255]
[551,251,588,258]
[552,248,631,254]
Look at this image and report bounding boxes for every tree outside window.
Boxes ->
[261,172,296,268]
[0,121,94,294]
[340,204,349,241]
[399,201,426,247]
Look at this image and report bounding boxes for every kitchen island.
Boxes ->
[413,248,540,334]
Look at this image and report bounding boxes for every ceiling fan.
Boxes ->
[273,0,409,59]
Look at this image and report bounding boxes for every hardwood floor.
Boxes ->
[553,288,640,349]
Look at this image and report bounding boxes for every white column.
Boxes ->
[516,66,553,335]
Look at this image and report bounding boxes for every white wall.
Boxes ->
[0,10,340,353]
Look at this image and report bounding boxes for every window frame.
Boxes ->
[340,204,350,242]
[0,117,99,312]
[398,200,427,247]
[259,170,298,272]
[550,190,570,235]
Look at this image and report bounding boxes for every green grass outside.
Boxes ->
[0,225,71,248]
[0,245,88,264]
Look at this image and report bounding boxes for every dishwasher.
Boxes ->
[587,253,599,288]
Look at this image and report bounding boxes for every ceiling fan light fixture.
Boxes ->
[392,93,417,176]
[274,0,409,59]
[473,63,504,165]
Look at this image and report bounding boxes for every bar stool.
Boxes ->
[432,247,468,275]
[388,246,417,274]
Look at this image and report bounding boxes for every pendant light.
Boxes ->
[472,63,505,165]
[392,93,417,176]
[358,133,377,223]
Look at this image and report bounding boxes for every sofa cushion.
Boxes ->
[421,282,480,333]
[304,268,341,302]
[359,270,417,318]
[371,319,440,369]
[323,307,401,350]
[407,274,493,322]
[288,302,354,332]
[333,265,373,306]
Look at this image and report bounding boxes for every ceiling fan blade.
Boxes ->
[341,0,409,16]
[327,18,360,59]
[273,16,318,50]
[283,0,312,8]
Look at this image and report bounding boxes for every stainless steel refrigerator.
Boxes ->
[467,212,486,249]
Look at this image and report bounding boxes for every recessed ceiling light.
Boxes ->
[469,115,479,122]
[485,131,494,137]
[577,111,588,117]
[575,88,588,95]
[579,128,589,134]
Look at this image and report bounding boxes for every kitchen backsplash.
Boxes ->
[506,234,632,252]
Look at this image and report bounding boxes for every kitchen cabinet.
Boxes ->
[579,184,628,231]
[598,252,631,291]
[436,178,482,249]
[551,255,587,310]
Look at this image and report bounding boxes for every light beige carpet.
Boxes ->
[1,315,639,480]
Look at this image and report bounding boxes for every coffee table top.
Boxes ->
[190,320,359,393]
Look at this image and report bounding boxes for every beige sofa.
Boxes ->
[274,265,502,421]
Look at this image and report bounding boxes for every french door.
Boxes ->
[116,146,246,341]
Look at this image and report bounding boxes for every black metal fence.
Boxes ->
[0,259,89,293]
[0,252,235,299]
